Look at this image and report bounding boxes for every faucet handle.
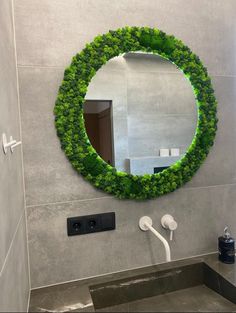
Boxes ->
[169,219,178,231]
[161,214,178,241]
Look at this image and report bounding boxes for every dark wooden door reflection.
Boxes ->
[84,102,113,165]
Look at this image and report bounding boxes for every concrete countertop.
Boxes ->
[29,252,236,312]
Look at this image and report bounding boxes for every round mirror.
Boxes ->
[84,52,197,175]
[55,26,217,199]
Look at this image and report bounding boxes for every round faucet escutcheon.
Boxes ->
[139,216,153,231]
[161,214,178,241]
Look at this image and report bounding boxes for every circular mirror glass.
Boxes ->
[84,52,197,175]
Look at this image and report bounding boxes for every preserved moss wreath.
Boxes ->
[54,27,217,200]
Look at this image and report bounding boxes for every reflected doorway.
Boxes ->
[84,100,114,166]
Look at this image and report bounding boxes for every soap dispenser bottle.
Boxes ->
[218,227,235,264]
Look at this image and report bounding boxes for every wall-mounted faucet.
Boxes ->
[161,214,178,241]
[139,216,171,262]
[139,214,178,262]
[9,136,22,152]
[2,133,22,154]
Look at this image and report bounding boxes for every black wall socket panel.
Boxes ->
[67,212,115,236]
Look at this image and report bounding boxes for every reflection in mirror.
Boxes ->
[84,100,113,166]
[84,52,197,175]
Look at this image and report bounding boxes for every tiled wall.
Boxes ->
[14,0,236,289]
[0,0,30,311]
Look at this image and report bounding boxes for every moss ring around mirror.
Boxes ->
[54,26,217,200]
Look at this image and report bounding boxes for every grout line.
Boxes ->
[16,64,236,78]
[17,64,65,69]
[26,196,114,209]
[0,213,23,278]
[208,74,236,78]
[30,250,217,291]
[17,64,183,75]
[26,288,31,313]
[11,0,32,304]
[26,181,236,209]
[182,181,236,191]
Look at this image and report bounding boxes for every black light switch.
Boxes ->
[101,213,116,230]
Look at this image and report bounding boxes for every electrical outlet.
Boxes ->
[67,212,115,236]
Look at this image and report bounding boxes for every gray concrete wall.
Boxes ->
[126,55,197,158]
[14,0,236,289]
[0,0,30,310]
[86,54,197,173]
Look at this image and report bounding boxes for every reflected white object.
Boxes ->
[2,133,16,154]
[161,214,178,241]
[160,149,169,157]
[170,148,180,157]
[2,133,22,154]
[9,136,22,153]
[127,155,182,175]
[139,216,171,262]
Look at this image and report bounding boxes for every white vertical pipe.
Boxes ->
[145,222,171,262]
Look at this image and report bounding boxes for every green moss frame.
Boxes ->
[54,26,217,199]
